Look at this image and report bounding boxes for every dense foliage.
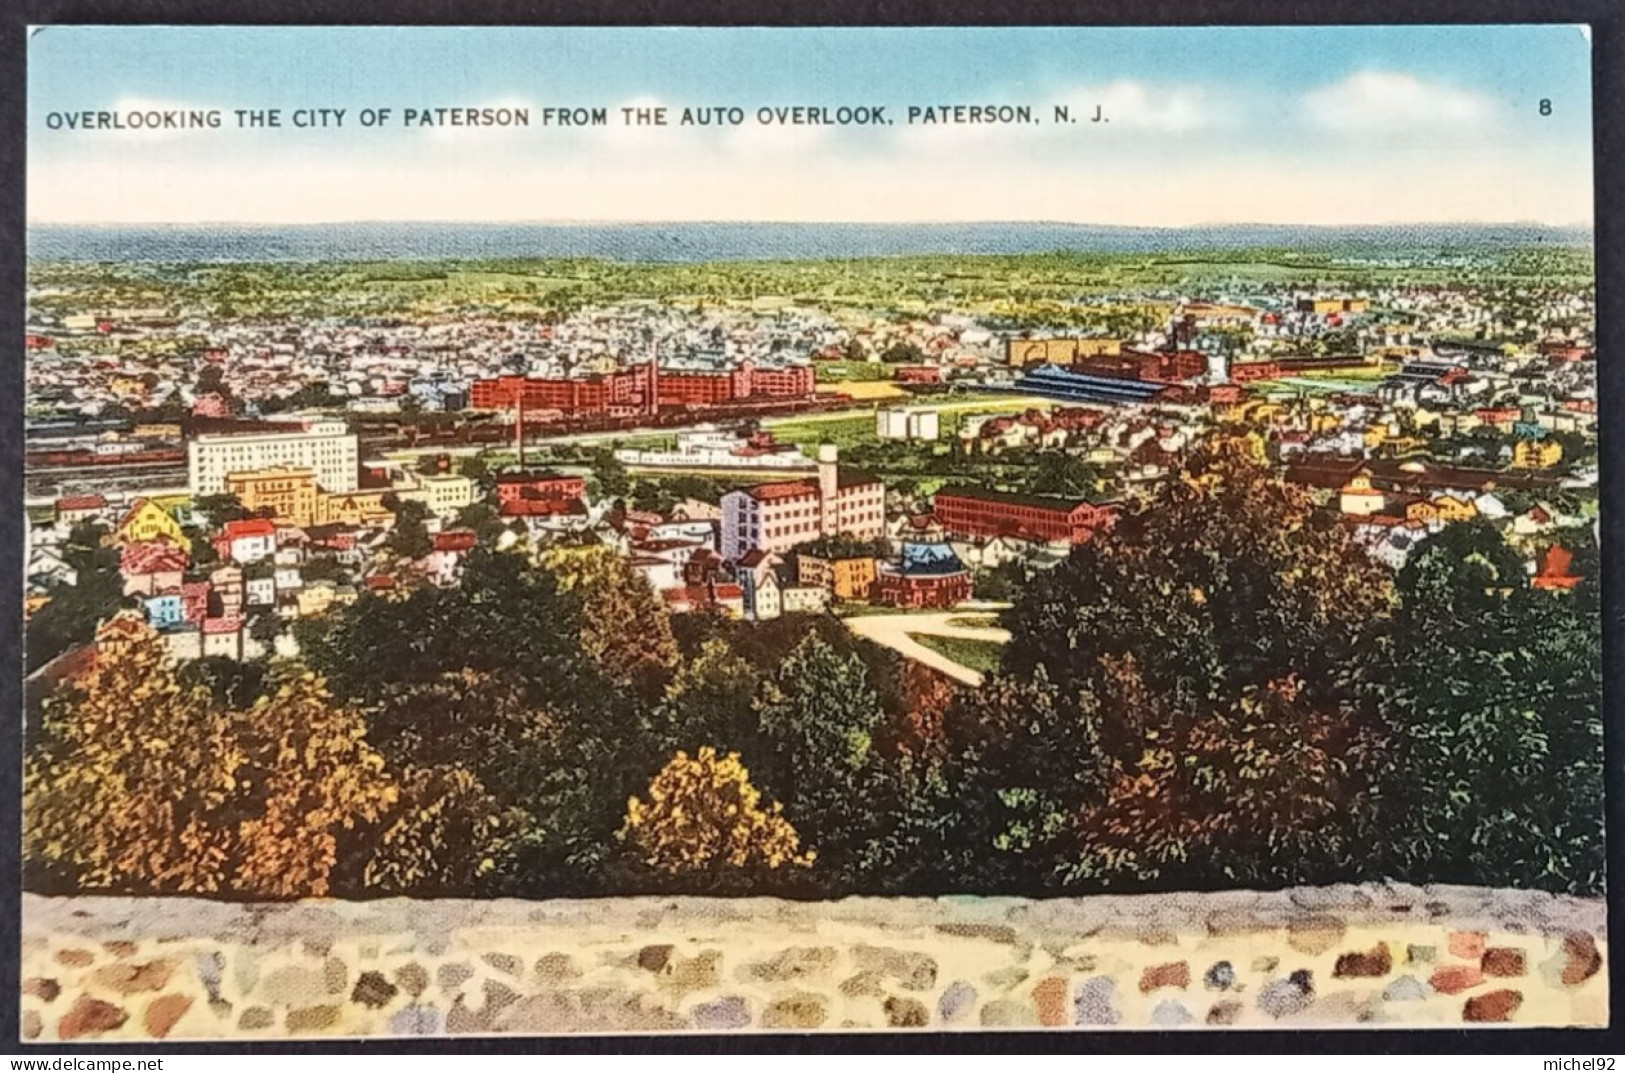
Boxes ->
[25,638,395,897]
[22,443,1604,899]
[25,524,128,674]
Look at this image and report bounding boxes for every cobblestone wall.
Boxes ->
[20,885,1607,1040]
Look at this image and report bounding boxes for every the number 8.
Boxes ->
[1540,99,1553,115]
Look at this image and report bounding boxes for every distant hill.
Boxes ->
[27,220,1594,265]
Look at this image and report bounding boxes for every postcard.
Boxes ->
[19,25,1603,1040]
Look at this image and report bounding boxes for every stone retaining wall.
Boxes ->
[19,886,1608,1040]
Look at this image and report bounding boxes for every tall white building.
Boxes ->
[721,445,885,561]
[189,421,359,496]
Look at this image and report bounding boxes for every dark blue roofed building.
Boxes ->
[876,541,972,609]
[1002,364,1167,406]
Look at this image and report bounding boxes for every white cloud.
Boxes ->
[724,119,831,163]
[895,80,1229,160]
[1085,80,1223,133]
[1301,71,1494,133]
[594,96,688,155]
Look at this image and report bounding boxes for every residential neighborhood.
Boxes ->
[24,246,1599,690]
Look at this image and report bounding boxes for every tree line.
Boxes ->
[23,441,1603,900]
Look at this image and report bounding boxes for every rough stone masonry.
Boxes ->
[19,885,1607,1040]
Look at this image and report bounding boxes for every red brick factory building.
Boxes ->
[471,361,814,416]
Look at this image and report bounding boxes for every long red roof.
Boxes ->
[222,518,277,539]
[746,480,817,502]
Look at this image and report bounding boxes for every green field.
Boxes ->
[767,414,877,451]
[766,396,1048,452]
[907,633,1005,674]
[814,361,906,383]
[944,613,999,629]
[1291,365,1391,382]
[31,244,1590,324]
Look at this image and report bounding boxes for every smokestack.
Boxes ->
[649,338,660,417]
[817,443,838,535]
[516,390,525,470]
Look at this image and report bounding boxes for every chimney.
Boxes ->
[515,390,526,469]
[648,338,660,416]
[817,443,838,535]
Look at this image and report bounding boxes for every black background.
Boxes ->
[1,0,1621,1056]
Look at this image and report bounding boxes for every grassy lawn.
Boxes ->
[815,361,906,383]
[907,633,1005,674]
[944,613,999,629]
[767,414,877,451]
[1292,364,1389,381]
[768,396,1050,452]
[1273,377,1384,394]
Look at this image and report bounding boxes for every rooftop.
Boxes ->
[892,542,968,577]
[934,485,1100,514]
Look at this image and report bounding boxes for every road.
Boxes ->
[843,604,1011,687]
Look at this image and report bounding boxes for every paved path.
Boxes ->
[844,605,1011,687]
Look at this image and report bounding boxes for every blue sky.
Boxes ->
[27,25,1595,225]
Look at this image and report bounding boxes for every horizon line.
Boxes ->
[25,217,1599,232]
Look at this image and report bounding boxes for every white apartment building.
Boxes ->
[720,445,885,561]
[189,421,359,496]
[615,425,814,470]
[396,473,478,516]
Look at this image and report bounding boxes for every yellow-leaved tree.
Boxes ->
[622,747,812,876]
[24,625,242,893]
[24,625,398,898]
[232,672,401,898]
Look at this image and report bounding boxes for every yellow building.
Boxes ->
[1182,302,1258,325]
[109,376,149,400]
[1237,400,1284,424]
[114,498,190,552]
[149,493,191,516]
[1005,337,1122,367]
[318,489,395,527]
[1339,473,1386,516]
[1406,500,1439,525]
[94,609,155,657]
[1385,435,1427,455]
[1512,438,1563,470]
[297,582,338,618]
[797,553,879,601]
[227,466,321,527]
[1297,297,1371,315]
[1433,495,1478,522]
[133,423,184,441]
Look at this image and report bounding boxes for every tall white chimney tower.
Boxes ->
[817,443,839,534]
